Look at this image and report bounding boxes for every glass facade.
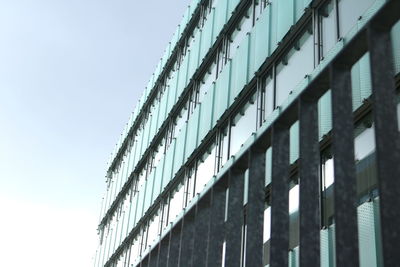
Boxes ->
[94,0,400,266]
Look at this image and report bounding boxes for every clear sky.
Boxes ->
[0,1,189,266]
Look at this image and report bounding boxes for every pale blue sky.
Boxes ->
[0,1,188,266]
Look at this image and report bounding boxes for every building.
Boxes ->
[94,0,400,266]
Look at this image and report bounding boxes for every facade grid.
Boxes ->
[94,0,400,266]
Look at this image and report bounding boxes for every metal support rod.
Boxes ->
[299,97,321,267]
[270,124,290,267]
[245,149,266,267]
[368,23,400,267]
[330,63,360,267]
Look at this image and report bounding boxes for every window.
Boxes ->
[289,180,299,250]
[318,0,337,60]
[230,94,257,156]
[262,203,271,266]
[354,115,377,200]
[321,148,334,227]
[275,26,314,107]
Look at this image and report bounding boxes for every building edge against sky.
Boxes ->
[95,0,400,266]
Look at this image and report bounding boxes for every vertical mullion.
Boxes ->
[299,97,320,267]
[178,211,196,267]
[245,149,266,267]
[206,183,227,266]
[330,63,359,267]
[269,124,290,267]
[192,193,212,266]
[368,24,400,267]
[225,169,245,267]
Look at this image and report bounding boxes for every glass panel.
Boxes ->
[194,144,216,195]
[251,7,271,73]
[147,209,161,246]
[392,20,400,74]
[200,9,215,61]
[153,157,165,201]
[318,90,332,140]
[198,84,215,142]
[135,183,146,225]
[263,205,271,266]
[230,94,257,156]
[227,0,240,16]
[321,149,334,227]
[168,181,185,222]
[188,29,202,79]
[354,116,377,200]
[277,0,294,41]
[177,54,190,97]
[213,0,228,41]
[289,122,299,164]
[163,139,176,191]
[289,183,299,250]
[338,0,375,38]
[265,147,272,186]
[185,105,201,160]
[144,171,155,212]
[228,7,252,60]
[214,61,232,125]
[173,122,187,177]
[167,72,178,112]
[230,34,250,105]
[351,53,372,110]
[219,125,230,169]
[318,0,337,60]
[275,28,314,107]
